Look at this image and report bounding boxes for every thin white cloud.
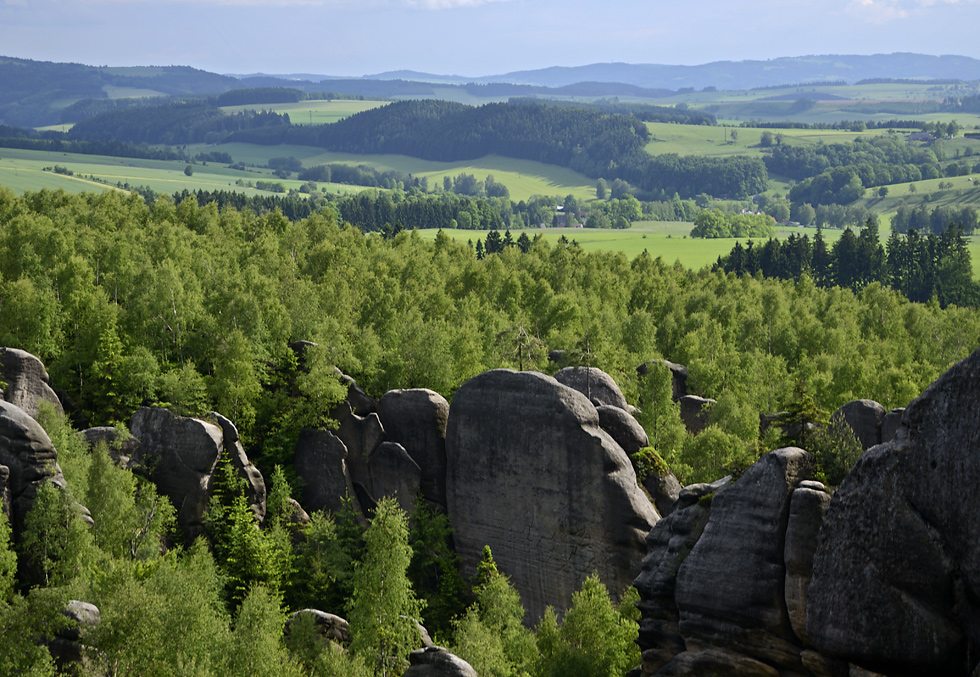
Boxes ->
[846,0,908,21]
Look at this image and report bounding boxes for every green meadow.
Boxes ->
[219,99,388,125]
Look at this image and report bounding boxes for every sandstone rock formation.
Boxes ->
[553,366,630,410]
[286,609,351,645]
[678,395,714,435]
[832,399,885,450]
[807,349,980,675]
[0,347,63,418]
[881,407,905,444]
[80,426,142,470]
[0,399,67,529]
[209,412,266,522]
[377,388,449,507]
[368,441,421,514]
[596,404,649,455]
[446,369,658,621]
[294,428,358,516]
[403,646,478,677]
[130,407,223,539]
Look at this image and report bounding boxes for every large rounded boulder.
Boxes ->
[446,369,658,621]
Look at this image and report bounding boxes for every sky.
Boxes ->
[2,0,980,78]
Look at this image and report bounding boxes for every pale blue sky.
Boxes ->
[1,0,979,77]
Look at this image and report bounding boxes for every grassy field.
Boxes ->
[206,143,599,202]
[219,100,388,125]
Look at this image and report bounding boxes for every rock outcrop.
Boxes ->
[80,426,142,470]
[209,412,266,522]
[0,399,66,528]
[637,359,689,401]
[832,399,886,450]
[130,407,223,539]
[368,441,421,514]
[807,349,980,675]
[377,388,449,507]
[678,395,714,435]
[403,646,478,677]
[294,429,358,516]
[596,404,649,455]
[446,369,658,621]
[553,366,630,410]
[0,347,63,418]
[286,609,351,645]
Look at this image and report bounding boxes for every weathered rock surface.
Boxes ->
[784,480,830,647]
[808,349,980,675]
[0,347,63,418]
[881,407,905,444]
[377,388,449,507]
[447,369,658,622]
[679,395,715,435]
[286,609,351,645]
[673,448,811,671]
[597,404,649,455]
[80,426,142,470]
[0,399,66,528]
[48,600,101,669]
[654,647,780,677]
[634,478,728,673]
[403,646,478,677]
[369,441,421,514]
[642,471,683,519]
[334,410,384,499]
[832,399,885,450]
[129,407,223,539]
[209,412,266,522]
[294,428,358,516]
[553,366,630,410]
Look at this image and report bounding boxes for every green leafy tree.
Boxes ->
[634,362,687,480]
[346,497,423,677]
[807,415,863,487]
[19,482,95,588]
[534,574,640,677]
[407,500,468,639]
[452,546,535,677]
[222,585,305,677]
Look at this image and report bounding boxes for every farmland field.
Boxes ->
[219,99,388,125]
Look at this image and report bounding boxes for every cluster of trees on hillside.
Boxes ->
[891,203,979,234]
[0,129,191,162]
[690,209,776,238]
[765,135,940,183]
[230,99,768,199]
[512,98,717,125]
[335,191,505,232]
[67,101,290,145]
[715,222,978,307]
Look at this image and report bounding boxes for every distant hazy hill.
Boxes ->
[365,53,980,90]
[0,56,241,127]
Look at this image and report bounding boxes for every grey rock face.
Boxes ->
[403,646,478,677]
[377,388,449,507]
[286,609,351,645]
[209,412,266,522]
[832,399,885,450]
[655,647,780,677]
[334,410,384,498]
[294,428,357,516]
[643,472,682,518]
[0,399,66,528]
[553,366,630,410]
[80,426,142,470]
[369,441,421,514]
[881,408,905,444]
[808,349,980,675]
[130,407,223,539]
[447,369,658,622]
[0,347,63,418]
[597,404,649,456]
[48,600,101,669]
[673,448,811,671]
[679,395,715,435]
[634,479,725,673]
[783,480,830,647]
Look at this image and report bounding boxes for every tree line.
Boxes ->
[714,221,978,308]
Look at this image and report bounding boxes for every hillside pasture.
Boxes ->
[219,99,388,125]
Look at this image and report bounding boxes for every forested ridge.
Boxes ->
[1,186,979,674]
